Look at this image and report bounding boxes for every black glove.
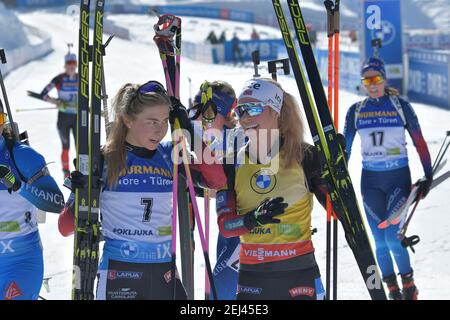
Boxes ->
[415,176,433,201]
[244,197,288,230]
[65,170,103,191]
[0,164,22,193]
[336,133,348,159]
[337,133,346,150]
[68,171,88,190]
[169,96,191,129]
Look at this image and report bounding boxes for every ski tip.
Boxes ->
[377,221,389,229]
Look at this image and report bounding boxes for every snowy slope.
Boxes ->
[5,9,450,300]
[0,3,29,50]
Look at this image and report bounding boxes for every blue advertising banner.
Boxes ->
[15,0,64,6]
[224,39,282,63]
[361,0,404,93]
[107,5,254,24]
[107,4,149,14]
[315,48,360,93]
[153,6,254,23]
[407,49,450,110]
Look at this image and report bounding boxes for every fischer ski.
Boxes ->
[72,0,105,300]
[272,0,386,299]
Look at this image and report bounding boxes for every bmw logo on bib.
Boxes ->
[251,169,276,194]
[120,242,139,259]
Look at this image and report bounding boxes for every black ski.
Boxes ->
[154,14,196,300]
[72,0,104,300]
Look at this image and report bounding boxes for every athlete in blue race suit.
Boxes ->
[191,81,242,300]
[58,81,226,300]
[344,57,433,300]
[0,123,65,300]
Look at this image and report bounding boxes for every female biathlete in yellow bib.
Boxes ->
[216,78,329,300]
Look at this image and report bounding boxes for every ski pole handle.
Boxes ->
[0,49,6,64]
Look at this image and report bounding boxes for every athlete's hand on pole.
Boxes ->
[169,96,191,130]
[67,171,103,191]
[415,176,433,200]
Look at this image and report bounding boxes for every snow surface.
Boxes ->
[0,3,29,50]
[3,9,449,300]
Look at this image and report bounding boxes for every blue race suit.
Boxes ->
[95,142,183,300]
[193,121,242,300]
[90,142,224,299]
[344,95,432,278]
[0,136,63,300]
[209,126,245,300]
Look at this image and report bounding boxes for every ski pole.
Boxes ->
[398,132,450,251]
[16,107,58,112]
[204,188,211,300]
[332,0,340,301]
[324,0,340,300]
[178,132,217,300]
[188,77,193,109]
[252,50,260,78]
[0,49,19,141]
[171,133,180,299]
[432,131,450,173]
[324,0,333,300]
[398,194,422,253]
[101,34,115,137]
[400,169,450,242]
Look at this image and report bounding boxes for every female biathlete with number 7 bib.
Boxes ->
[58,81,226,300]
[343,57,433,300]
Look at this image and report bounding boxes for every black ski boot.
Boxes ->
[401,271,419,300]
[383,274,403,300]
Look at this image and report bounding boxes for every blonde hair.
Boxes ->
[103,83,171,188]
[260,78,306,168]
